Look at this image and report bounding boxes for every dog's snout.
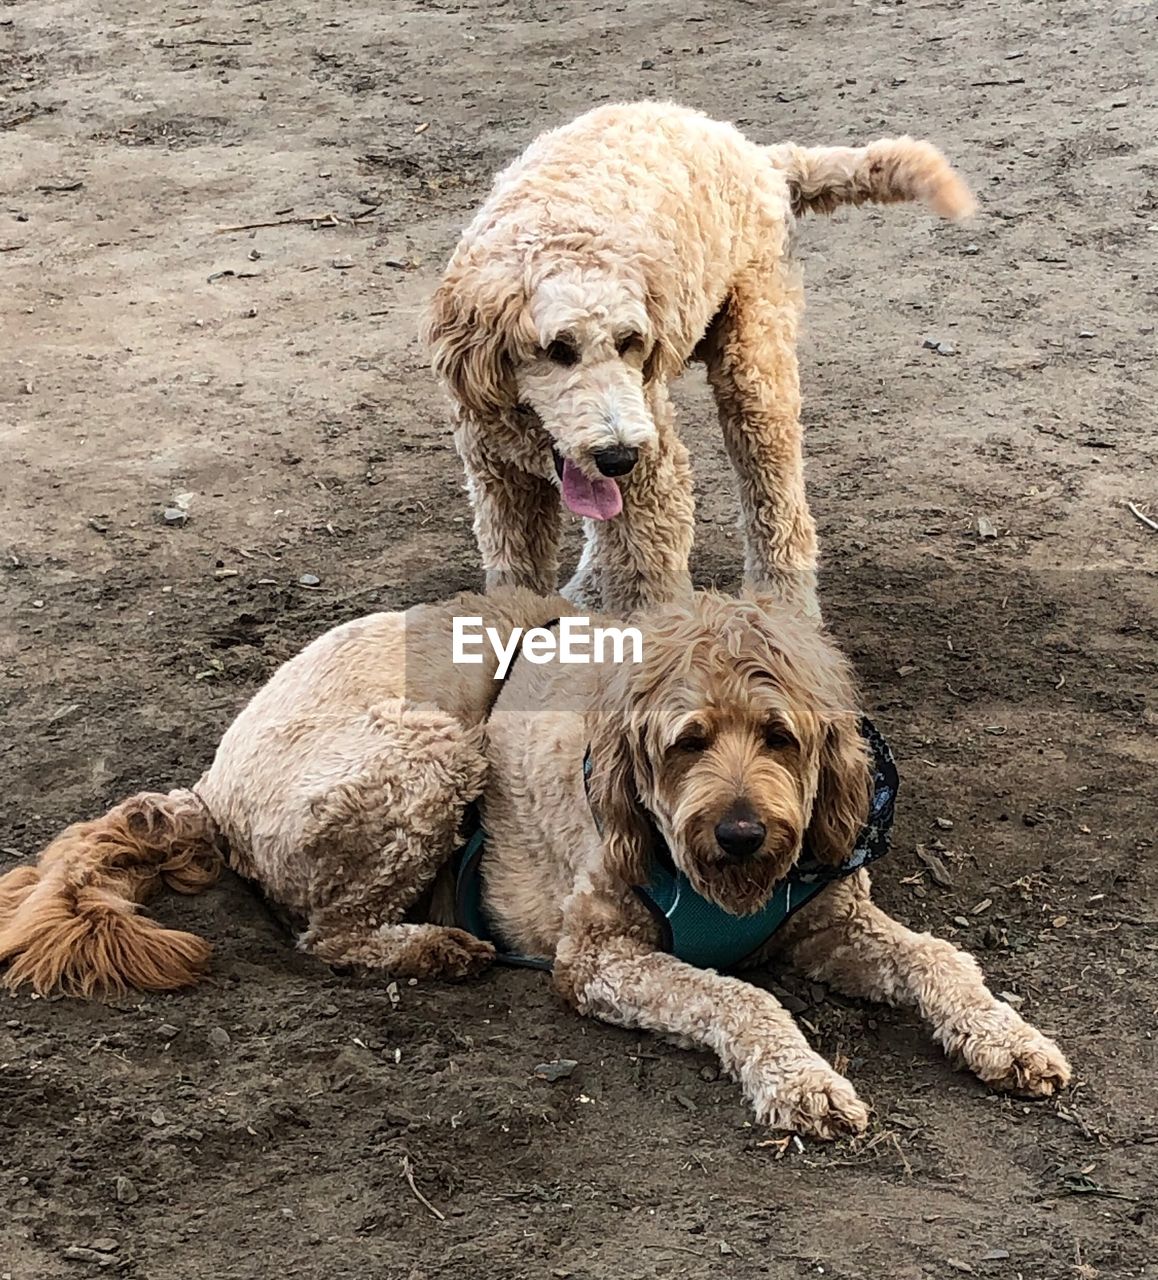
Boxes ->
[714,804,767,862]
[592,445,639,477]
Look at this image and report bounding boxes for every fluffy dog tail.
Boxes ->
[766,137,976,220]
[0,789,223,997]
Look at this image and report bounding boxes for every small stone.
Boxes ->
[533,1059,578,1082]
[936,341,956,356]
[157,1024,180,1039]
[935,817,954,830]
[641,58,655,69]
[163,508,188,526]
[1078,329,1094,338]
[207,1026,231,1050]
[977,516,998,540]
[90,1239,118,1254]
[31,599,44,609]
[698,1064,719,1082]
[980,1248,1011,1261]
[114,1176,138,1204]
[330,258,355,270]
[299,573,321,587]
[62,1247,106,1263]
[953,915,970,928]
[673,1092,697,1112]
[319,1003,339,1018]
[999,990,1023,1008]
[150,1108,166,1127]
[719,1241,735,1256]
[1052,915,1068,928]
[248,249,261,261]
[962,243,979,255]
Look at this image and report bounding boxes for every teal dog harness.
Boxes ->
[454,715,898,974]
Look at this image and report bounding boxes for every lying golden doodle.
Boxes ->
[0,591,1069,1137]
[428,102,975,617]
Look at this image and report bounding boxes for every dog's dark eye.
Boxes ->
[763,723,797,751]
[673,731,710,754]
[615,331,643,357]
[545,339,579,367]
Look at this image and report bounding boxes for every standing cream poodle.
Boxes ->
[428,101,975,617]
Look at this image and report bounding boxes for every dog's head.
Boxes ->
[585,595,872,915]
[427,237,682,522]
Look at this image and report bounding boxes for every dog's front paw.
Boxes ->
[951,1007,1071,1097]
[746,1054,869,1140]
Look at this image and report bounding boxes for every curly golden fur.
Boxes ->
[0,589,1069,1139]
[428,102,975,617]
[0,588,569,996]
[475,592,1069,1137]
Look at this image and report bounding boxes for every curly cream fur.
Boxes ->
[3,588,1069,1141]
[0,588,569,995]
[428,102,974,617]
[473,592,1069,1137]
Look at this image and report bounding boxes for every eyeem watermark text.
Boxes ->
[453,616,643,679]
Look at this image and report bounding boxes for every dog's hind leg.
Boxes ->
[292,702,496,981]
[701,264,820,620]
[563,383,695,612]
[301,916,494,980]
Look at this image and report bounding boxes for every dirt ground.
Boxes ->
[2,0,1156,1276]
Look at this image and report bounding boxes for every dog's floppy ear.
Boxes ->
[426,259,525,419]
[807,711,872,867]
[585,704,653,889]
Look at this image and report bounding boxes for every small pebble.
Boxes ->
[157,1024,180,1039]
[162,508,187,526]
[299,573,321,587]
[62,1247,106,1264]
[207,1026,232,1050]
[935,817,954,830]
[115,1176,139,1204]
[90,1239,118,1254]
[961,243,979,255]
[641,58,655,69]
[998,990,1024,1008]
[1078,329,1094,338]
[534,1059,578,1082]
[330,258,355,270]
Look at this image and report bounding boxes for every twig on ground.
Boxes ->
[164,37,252,47]
[639,1244,708,1259]
[215,211,379,234]
[1126,502,1157,531]
[401,1156,445,1221]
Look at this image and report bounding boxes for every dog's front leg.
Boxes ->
[781,872,1071,1096]
[554,922,868,1139]
[455,415,561,595]
[564,384,695,612]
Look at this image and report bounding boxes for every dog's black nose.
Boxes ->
[592,445,638,477]
[714,813,767,861]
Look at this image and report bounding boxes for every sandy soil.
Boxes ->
[2,0,1156,1277]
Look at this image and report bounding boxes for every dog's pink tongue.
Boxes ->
[561,459,623,520]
